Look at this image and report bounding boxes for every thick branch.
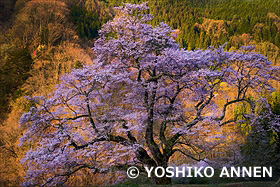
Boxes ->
[70,134,131,150]
[41,164,97,187]
[85,94,98,133]
[122,123,137,143]
[172,149,204,162]
[215,98,254,122]
[144,69,163,164]
[136,147,157,167]
[160,84,184,148]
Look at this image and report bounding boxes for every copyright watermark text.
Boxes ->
[127,166,272,179]
[127,166,140,179]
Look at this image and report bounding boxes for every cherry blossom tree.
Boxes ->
[19,3,280,186]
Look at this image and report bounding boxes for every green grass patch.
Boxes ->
[107,181,279,187]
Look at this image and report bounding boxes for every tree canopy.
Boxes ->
[19,3,280,186]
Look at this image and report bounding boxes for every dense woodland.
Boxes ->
[0,0,280,186]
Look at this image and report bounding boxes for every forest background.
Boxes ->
[0,0,280,186]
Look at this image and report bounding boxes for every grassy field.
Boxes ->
[105,172,280,187]
[108,182,279,187]
[140,182,279,187]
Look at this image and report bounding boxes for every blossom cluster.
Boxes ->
[20,3,280,186]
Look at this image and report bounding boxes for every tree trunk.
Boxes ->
[151,159,172,185]
[136,145,173,184]
[151,175,172,185]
